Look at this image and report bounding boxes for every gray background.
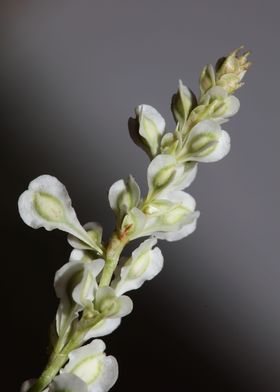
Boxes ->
[1,1,279,391]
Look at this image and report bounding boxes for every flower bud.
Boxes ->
[113,238,163,295]
[199,64,215,94]
[216,46,251,93]
[109,176,141,224]
[171,80,196,131]
[129,104,165,158]
[185,119,230,163]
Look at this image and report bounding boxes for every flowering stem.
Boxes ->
[99,232,128,287]
[28,314,104,392]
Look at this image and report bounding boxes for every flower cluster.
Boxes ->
[19,47,250,392]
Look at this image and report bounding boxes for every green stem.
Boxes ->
[28,314,103,392]
[99,232,128,287]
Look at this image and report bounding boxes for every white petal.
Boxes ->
[49,374,88,392]
[202,86,228,100]
[225,95,240,117]
[195,130,231,163]
[136,104,165,135]
[200,86,240,122]
[54,260,84,334]
[68,222,103,252]
[69,249,93,263]
[108,179,125,211]
[160,162,198,195]
[187,120,231,162]
[62,339,118,392]
[155,213,199,241]
[72,259,105,307]
[142,190,199,239]
[147,155,197,197]
[54,260,83,301]
[171,80,194,129]
[117,295,134,317]
[108,176,140,216]
[135,104,166,157]
[83,318,121,341]
[18,175,99,251]
[147,154,176,190]
[114,238,164,295]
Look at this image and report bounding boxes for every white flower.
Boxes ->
[83,286,132,341]
[112,237,164,296]
[18,175,103,253]
[129,104,165,157]
[94,286,133,318]
[185,119,230,163]
[108,175,141,224]
[61,339,118,392]
[147,154,197,196]
[200,86,240,124]
[54,257,105,336]
[142,191,199,241]
[171,79,195,130]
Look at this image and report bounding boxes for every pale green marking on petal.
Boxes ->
[80,273,93,304]
[34,192,66,222]
[188,132,218,153]
[163,205,189,225]
[99,296,121,317]
[153,165,176,189]
[71,353,104,385]
[127,252,151,280]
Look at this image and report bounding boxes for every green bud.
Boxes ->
[215,46,251,93]
[109,176,141,226]
[171,80,196,131]
[129,104,165,158]
[200,64,215,95]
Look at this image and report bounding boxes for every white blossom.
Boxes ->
[185,119,230,162]
[61,339,118,392]
[134,104,166,157]
[112,237,164,296]
[108,176,141,223]
[54,258,104,336]
[18,175,102,253]
[147,154,197,196]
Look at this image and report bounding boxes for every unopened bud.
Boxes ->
[200,64,215,95]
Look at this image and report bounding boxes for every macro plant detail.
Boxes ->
[19,47,251,392]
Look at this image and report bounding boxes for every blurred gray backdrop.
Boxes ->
[1,1,279,391]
